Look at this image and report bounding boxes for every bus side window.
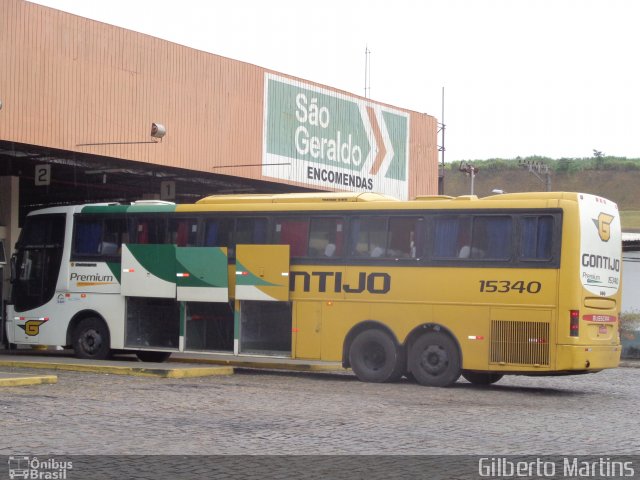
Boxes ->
[349,216,387,258]
[236,218,268,244]
[308,217,344,258]
[472,216,512,260]
[388,216,424,258]
[74,217,126,257]
[432,216,471,259]
[204,218,234,247]
[520,215,554,260]
[101,218,126,255]
[132,217,168,244]
[231,217,268,259]
[274,217,309,257]
[74,219,103,255]
[170,218,198,247]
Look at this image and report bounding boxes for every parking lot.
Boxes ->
[1,361,639,457]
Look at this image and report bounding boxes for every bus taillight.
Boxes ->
[570,310,580,337]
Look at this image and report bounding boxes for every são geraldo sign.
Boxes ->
[262,73,410,200]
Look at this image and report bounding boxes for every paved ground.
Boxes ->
[1,364,639,457]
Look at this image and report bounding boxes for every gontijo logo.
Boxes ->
[16,318,49,336]
[263,73,410,200]
[579,194,621,296]
[593,212,615,242]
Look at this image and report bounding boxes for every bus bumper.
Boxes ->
[556,344,621,371]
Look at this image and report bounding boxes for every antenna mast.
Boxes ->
[364,46,371,98]
[438,87,446,194]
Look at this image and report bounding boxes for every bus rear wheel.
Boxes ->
[349,329,404,383]
[462,372,503,385]
[408,332,461,387]
[136,351,172,363]
[73,317,111,360]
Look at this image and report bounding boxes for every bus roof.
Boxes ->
[196,192,399,204]
[40,191,590,216]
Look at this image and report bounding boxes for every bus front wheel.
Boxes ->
[73,317,111,360]
[349,329,404,383]
[408,332,461,387]
[462,372,503,385]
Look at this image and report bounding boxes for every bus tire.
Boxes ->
[462,372,503,385]
[408,332,461,387]
[136,351,172,363]
[349,329,404,383]
[73,317,111,360]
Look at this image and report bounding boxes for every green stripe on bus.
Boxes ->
[126,244,176,283]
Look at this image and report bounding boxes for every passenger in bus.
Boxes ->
[458,245,485,258]
[324,243,336,257]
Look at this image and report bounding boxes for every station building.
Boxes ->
[0,0,439,305]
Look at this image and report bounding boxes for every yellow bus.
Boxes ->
[5,191,621,387]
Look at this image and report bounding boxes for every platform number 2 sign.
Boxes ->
[35,164,51,186]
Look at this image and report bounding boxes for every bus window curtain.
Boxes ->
[485,218,512,259]
[176,222,188,247]
[253,219,267,243]
[413,219,426,258]
[433,218,459,258]
[279,220,309,257]
[537,216,554,259]
[334,220,344,255]
[205,222,218,246]
[75,221,102,254]
[520,218,537,258]
[348,219,361,256]
[521,217,553,260]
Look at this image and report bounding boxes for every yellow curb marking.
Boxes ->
[168,357,345,372]
[0,360,233,378]
[0,375,58,387]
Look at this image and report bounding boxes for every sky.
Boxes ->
[29,0,640,161]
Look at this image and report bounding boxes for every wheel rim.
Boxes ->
[362,341,386,372]
[80,328,102,355]
[420,344,448,375]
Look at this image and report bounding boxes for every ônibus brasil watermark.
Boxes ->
[8,456,72,479]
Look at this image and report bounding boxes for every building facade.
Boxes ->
[0,0,439,307]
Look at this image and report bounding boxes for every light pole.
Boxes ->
[459,161,479,195]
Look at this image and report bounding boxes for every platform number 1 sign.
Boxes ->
[35,164,51,186]
[160,180,176,200]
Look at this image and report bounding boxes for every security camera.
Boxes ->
[150,123,166,139]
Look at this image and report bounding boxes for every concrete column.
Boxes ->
[0,176,19,302]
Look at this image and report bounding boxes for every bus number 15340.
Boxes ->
[479,280,542,294]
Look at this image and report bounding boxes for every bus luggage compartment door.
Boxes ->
[175,246,229,302]
[234,245,291,355]
[121,244,176,298]
[234,245,290,301]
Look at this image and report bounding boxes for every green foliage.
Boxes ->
[621,312,640,336]
[447,156,640,172]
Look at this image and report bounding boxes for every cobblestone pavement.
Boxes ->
[1,366,638,456]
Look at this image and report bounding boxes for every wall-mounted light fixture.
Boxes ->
[150,123,166,139]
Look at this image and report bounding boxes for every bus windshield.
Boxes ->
[11,214,65,312]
